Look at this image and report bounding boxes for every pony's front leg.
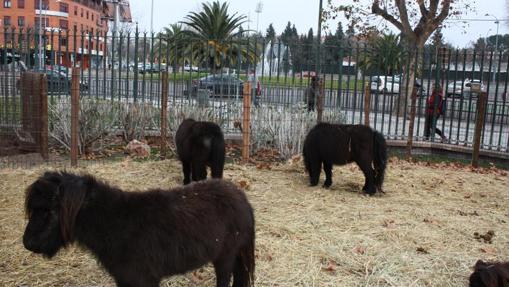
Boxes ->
[309,161,322,186]
[192,161,207,182]
[182,160,192,185]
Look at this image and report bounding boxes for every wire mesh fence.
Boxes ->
[1,28,508,167]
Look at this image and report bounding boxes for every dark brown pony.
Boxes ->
[303,123,387,195]
[23,171,255,287]
[469,260,509,287]
[305,76,319,112]
[175,118,226,185]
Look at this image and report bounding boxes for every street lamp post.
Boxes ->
[485,14,500,80]
[38,0,44,68]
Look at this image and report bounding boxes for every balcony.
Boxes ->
[35,9,69,18]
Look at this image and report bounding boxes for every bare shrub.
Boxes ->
[117,102,159,142]
[48,98,118,154]
[167,101,344,159]
[251,103,345,158]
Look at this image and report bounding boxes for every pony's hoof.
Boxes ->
[323,182,332,189]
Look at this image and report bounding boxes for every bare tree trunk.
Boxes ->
[397,55,417,117]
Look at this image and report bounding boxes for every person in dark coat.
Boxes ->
[424,84,447,142]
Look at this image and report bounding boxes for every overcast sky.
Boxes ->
[128,0,509,48]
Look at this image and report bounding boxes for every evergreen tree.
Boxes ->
[281,21,293,45]
[265,23,276,43]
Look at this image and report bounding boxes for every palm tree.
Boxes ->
[154,24,185,66]
[359,33,406,75]
[180,1,258,72]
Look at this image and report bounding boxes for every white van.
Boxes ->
[370,76,400,93]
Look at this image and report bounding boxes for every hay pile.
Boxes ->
[1,158,508,286]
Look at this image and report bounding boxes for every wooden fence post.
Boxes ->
[70,68,80,167]
[160,71,169,158]
[39,74,49,161]
[364,83,371,126]
[316,76,324,123]
[472,91,487,168]
[242,82,252,162]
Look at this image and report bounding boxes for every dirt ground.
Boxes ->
[0,157,508,286]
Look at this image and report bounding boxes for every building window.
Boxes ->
[17,0,24,8]
[18,16,25,27]
[60,37,67,46]
[34,0,48,9]
[59,2,68,13]
[4,0,12,8]
[3,16,11,26]
[74,6,77,15]
[91,14,94,21]
[86,11,89,19]
[80,8,83,17]
[34,17,49,28]
[59,19,68,29]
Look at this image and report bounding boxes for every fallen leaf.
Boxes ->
[382,219,396,229]
[480,247,497,255]
[238,180,250,190]
[352,246,366,255]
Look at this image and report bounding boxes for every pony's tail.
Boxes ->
[210,136,225,179]
[234,223,255,287]
[373,130,387,192]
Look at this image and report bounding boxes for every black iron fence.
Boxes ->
[1,28,508,161]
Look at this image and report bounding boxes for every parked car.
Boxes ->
[183,65,199,72]
[370,76,400,93]
[298,71,317,78]
[138,63,167,74]
[446,79,486,97]
[185,74,261,98]
[370,75,423,95]
[16,67,88,94]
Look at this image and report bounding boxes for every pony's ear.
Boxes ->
[58,178,87,245]
[474,260,488,270]
[25,177,59,218]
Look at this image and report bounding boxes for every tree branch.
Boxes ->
[394,0,414,35]
[429,0,440,16]
[416,0,429,19]
[371,0,404,31]
[433,0,453,27]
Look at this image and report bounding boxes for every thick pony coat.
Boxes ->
[23,172,255,287]
[303,123,387,194]
[469,260,509,287]
[176,118,226,185]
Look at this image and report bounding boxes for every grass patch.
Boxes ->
[390,149,509,170]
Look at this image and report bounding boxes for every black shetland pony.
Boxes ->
[303,123,387,195]
[469,260,509,287]
[176,118,226,185]
[23,171,255,287]
[305,76,319,112]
